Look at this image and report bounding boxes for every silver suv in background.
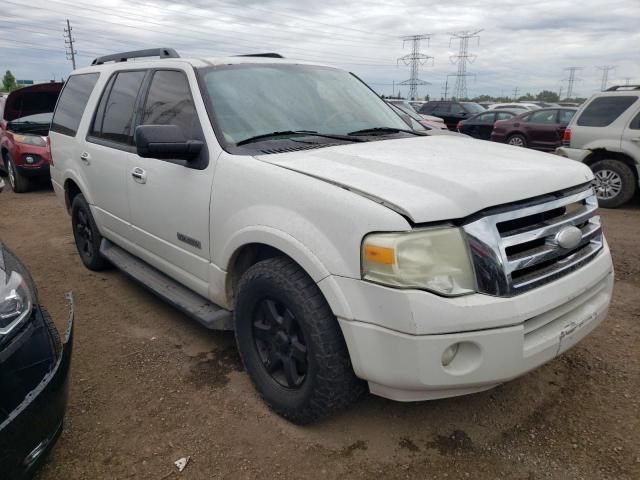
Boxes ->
[556,85,640,208]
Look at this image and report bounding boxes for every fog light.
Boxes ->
[441,343,460,367]
[25,156,35,164]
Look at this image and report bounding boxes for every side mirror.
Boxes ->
[135,125,203,161]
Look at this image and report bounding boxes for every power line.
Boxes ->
[596,65,615,91]
[449,29,482,100]
[63,19,77,69]
[397,34,433,101]
[563,67,583,98]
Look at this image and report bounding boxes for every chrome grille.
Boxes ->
[463,185,603,297]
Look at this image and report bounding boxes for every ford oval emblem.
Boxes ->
[555,226,582,249]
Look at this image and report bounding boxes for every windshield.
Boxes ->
[198,64,409,145]
[461,102,485,113]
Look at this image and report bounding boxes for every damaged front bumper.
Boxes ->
[0,293,74,479]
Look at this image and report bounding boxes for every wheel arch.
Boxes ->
[583,149,639,185]
[62,173,93,213]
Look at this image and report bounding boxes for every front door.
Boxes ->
[523,109,559,150]
[127,68,214,297]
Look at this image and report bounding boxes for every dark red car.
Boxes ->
[490,107,577,151]
[0,83,63,192]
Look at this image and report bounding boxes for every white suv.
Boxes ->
[556,86,640,208]
[50,49,613,423]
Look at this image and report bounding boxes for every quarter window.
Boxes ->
[577,96,638,127]
[91,70,146,144]
[630,111,640,130]
[142,70,197,138]
[496,112,514,121]
[51,73,99,137]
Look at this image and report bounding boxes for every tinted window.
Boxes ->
[577,96,638,127]
[631,112,640,130]
[528,110,557,124]
[51,73,99,136]
[475,112,495,124]
[419,102,438,114]
[93,71,145,144]
[142,70,197,138]
[558,109,576,125]
[461,102,485,113]
[450,103,465,114]
[496,111,515,121]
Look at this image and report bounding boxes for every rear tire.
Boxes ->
[71,193,109,270]
[591,159,636,208]
[234,257,364,424]
[507,134,527,148]
[6,155,30,193]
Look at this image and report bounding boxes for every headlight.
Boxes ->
[361,228,475,296]
[13,134,47,147]
[0,270,34,335]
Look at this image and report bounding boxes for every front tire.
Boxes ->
[71,194,108,270]
[591,159,636,208]
[234,257,364,424]
[6,155,30,193]
[507,133,527,148]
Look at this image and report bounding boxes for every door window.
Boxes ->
[557,109,576,125]
[434,103,451,114]
[496,111,514,121]
[51,73,99,137]
[450,103,465,114]
[90,70,146,145]
[141,70,197,138]
[630,111,640,130]
[577,96,638,127]
[527,110,557,124]
[475,112,495,124]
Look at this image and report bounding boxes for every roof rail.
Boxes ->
[91,48,180,66]
[605,85,640,91]
[235,53,284,59]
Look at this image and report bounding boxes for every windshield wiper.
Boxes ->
[347,127,422,136]
[236,130,364,146]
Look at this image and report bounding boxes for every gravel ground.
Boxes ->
[1,186,638,480]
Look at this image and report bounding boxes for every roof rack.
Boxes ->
[605,85,640,91]
[235,53,284,59]
[91,48,180,66]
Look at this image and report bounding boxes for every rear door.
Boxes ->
[127,68,214,296]
[621,109,640,167]
[469,112,496,139]
[82,69,147,243]
[523,109,559,150]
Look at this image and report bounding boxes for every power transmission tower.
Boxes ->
[563,67,583,98]
[397,34,433,100]
[64,19,77,69]
[448,30,482,100]
[596,65,615,91]
[623,77,632,86]
[513,87,519,100]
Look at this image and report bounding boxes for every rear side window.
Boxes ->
[141,70,197,138]
[558,109,576,125]
[528,110,557,124]
[577,96,638,127]
[51,73,99,137]
[419,102,437,114]
[496,111,514,121]
[475,112,495,124]
[90,70,146,145]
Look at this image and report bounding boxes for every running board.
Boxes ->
[99,239,233,330]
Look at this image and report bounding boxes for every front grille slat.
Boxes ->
[463,185,603,297]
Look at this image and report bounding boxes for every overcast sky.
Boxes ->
[1,0,639,99]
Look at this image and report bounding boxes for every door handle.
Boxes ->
[631,137,640,143]
[80,152,91,165]
[131,167,147,184]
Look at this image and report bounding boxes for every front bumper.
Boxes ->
[0,295,74,479]
[334,246,613,401]
[555,146,591,163]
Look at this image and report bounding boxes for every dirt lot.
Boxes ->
[1,186,639,479]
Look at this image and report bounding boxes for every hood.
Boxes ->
[255,136,593,223]
[3,83,63,122]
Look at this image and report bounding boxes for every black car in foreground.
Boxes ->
[457,110,519,140]
[0,178,74,479]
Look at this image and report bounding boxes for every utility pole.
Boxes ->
[596,65,615,91]
[449,30,482,100]
[442,75,449,100]
[64,19,77,69]
[397,34,433,100]
[563,67,583,99]
[512,87,519,100]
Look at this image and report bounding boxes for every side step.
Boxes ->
[100,239,233,330]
